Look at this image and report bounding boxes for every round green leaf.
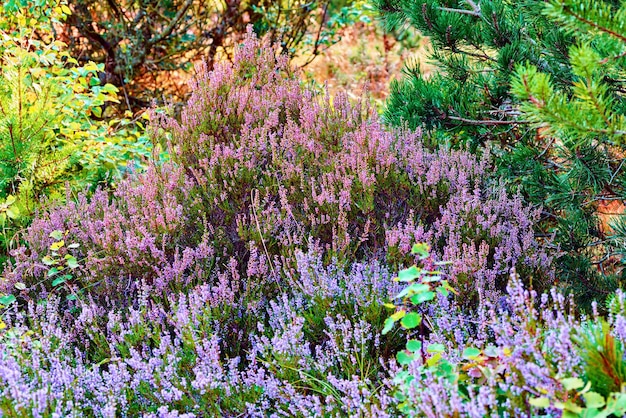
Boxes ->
[396,350,414,366]
[462,347,482,360]
[0,294,16,305]
[406,339,422,352]
[397,266,421,282]
[49,230,64,241]
[410,291,435,305]
[583,391,605,409]
[400,312,421,329]
[561,377,585,391]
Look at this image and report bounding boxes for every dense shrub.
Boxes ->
[59,0,364,109]
[2,30,551,310]
[0,0,151,262]
[0,29,557,417]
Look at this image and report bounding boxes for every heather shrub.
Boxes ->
[0,254,401,417]
[153,28,551,305]
[0,30,551,309]
[4,163,212,302]
[387,262,626,417]
[0,30,557,416]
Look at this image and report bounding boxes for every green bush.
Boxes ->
[0,0,152,261]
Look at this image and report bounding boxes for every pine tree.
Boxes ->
[375,0,626,307]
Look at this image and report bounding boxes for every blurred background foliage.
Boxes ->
[57,0,370,110]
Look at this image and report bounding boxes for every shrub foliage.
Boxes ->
[375,0,626,306]
[0,30,557,416]
[2,1,625,417]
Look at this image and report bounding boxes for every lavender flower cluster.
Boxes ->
[0,30,585,417]
[394,276,626,417]
[0,256,400,417]
[2,263,623,416]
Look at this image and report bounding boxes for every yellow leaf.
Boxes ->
[61,5,72,15]
[50,240,65,251]
[529,397,550,408]
[390,310,406,321]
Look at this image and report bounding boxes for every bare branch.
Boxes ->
[447,116,531,126]
[148,0,194,46]
[439,7,480,17]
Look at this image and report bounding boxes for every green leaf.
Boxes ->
[426,352,442,367]
[42,256,55,266]
[49,230,63,240]
[397,266,421,282]
[584,391,606,409]
[529,397,550,408]
[462,347,481,360]
[561,377,585,391]
[427,343,445,353]
[396,350,414,365]
[52,275,70,287]
[65,256,79,269]
[410,291,435,305]
[421,275,442,283]
[390,310,406,321]
[47,267,59,277]
[6,207,19,219]
[382,317,395,335]
[411,243,429,258]
[400,312,421,329]
[613,392,626,411]
[562,400,583,414]
[406,339,422,352]
[397,282,430,299]
[0,294,16,305]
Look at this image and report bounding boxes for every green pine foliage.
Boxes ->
[376,0,626,307]
[374,0,571,147]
